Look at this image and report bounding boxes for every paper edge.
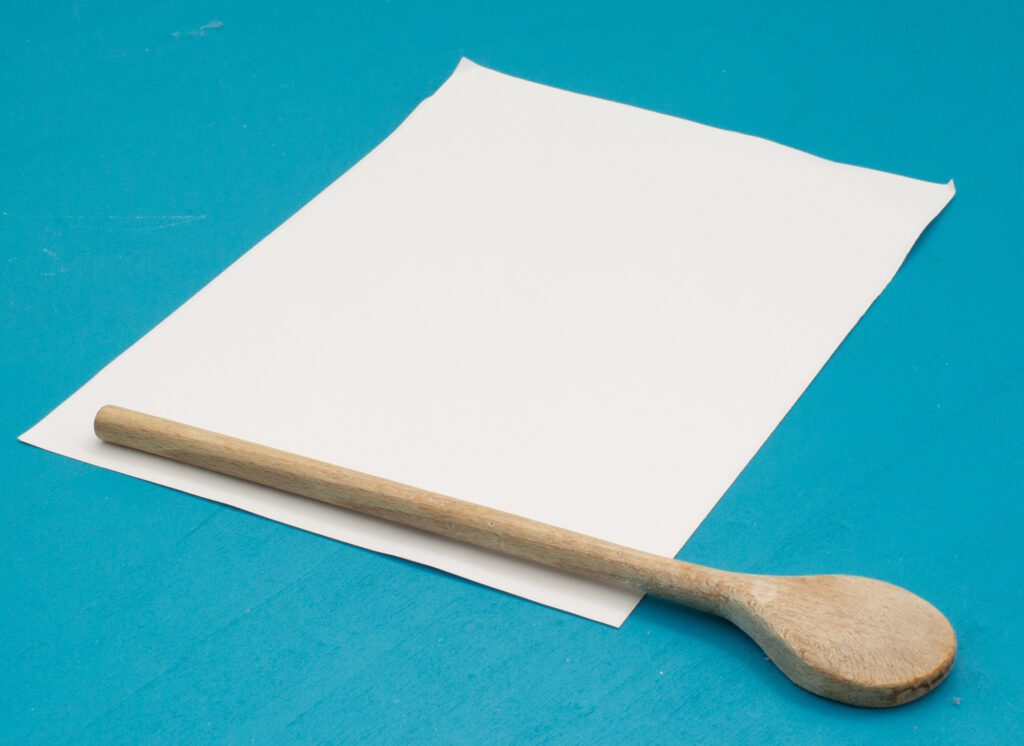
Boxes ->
[455,57,955,191]
[16,430,642,628]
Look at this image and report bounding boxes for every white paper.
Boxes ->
[21,59,954,626]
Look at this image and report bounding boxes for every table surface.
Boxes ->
[3,2,1022,743]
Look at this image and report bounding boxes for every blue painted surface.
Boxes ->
[2,2,1022,742]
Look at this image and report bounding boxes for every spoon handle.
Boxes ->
[93,405,729,611]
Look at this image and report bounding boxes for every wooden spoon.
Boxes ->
[94,405,955,707]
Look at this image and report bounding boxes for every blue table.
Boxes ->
[3,2,1022,742]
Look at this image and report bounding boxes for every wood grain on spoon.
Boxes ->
[93,405,955,707]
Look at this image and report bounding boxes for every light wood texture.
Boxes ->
[94,405,955,707]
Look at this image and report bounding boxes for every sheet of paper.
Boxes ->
[21,59,954,626]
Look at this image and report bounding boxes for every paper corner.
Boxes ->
[455,56,483,74]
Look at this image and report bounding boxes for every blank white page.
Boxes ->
[21,59,954,626]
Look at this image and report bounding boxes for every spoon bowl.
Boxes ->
[723,573,956,706]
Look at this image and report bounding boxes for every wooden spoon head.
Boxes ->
[730,574,955,707]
